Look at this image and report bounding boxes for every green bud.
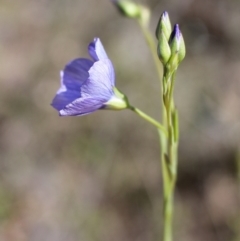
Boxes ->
[168,24,186,70]
[112,0,141,18]
[178,34,186,64]
[113,0,150,26]
[156,11,172,40]
[157,33,171,65]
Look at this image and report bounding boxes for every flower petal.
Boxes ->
[62,58,93,90]
[81,59,115,100]
[88,38,108,61]
[51,58,93,111]
[59,97,105,116]
[51,90,80,111]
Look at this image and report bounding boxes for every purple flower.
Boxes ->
[51,38,128,116]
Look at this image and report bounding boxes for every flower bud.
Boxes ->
[157,33,171,65]
[168,24,186,70]
[156,11,172,40]
[112,0,141,18]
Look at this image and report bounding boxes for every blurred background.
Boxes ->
[0,0,240,240]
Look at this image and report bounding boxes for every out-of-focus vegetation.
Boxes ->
[0,0,239,240]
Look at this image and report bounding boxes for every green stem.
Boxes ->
[137,20,163,84]
[129,105,167,136]
[137,15,179,241]
[163,187,174,241]
[161,71,179,241]
[160,140,177,241]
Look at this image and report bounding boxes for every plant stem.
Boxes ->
[137,16,179,241]
[138,20,163,82]
[163,188,174,241]
[129,105,167,136]
[162,145,177,241]
[161,71,179,241]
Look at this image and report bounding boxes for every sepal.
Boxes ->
[156,11,172,40]
[104,87,129,110]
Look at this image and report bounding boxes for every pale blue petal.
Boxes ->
[81,59,115,100]
[52,58,94,111]
[88,38,108,61]
[59,97,105,116]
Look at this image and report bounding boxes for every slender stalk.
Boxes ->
[128,105,167,136]
[137,14,181,241]
[163,188,174,241]
[137,20,163,82]
[162,147,177,241]
[161,71,179,241]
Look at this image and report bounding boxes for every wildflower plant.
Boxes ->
[52,1,185,241]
